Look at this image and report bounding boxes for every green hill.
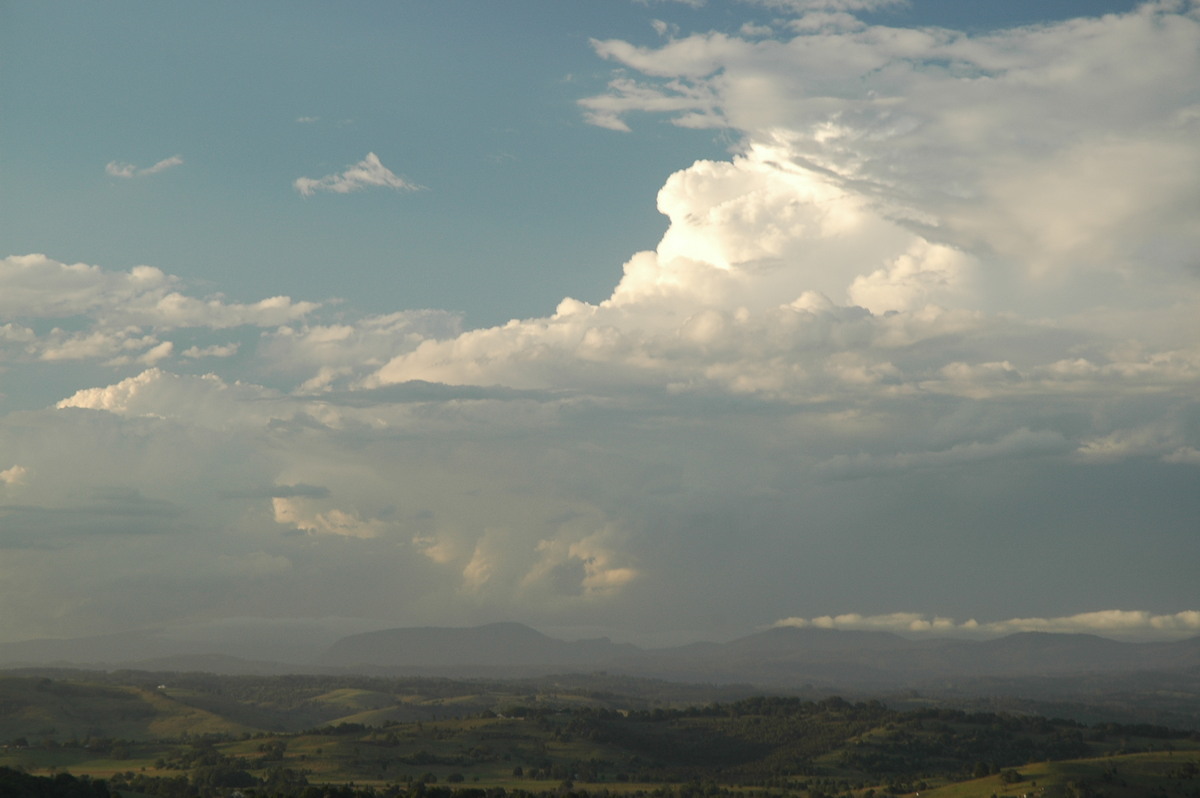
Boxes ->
[2,671,1199,798]
[0,675,250,741]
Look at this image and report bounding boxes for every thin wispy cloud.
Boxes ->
[748,0,906,10]
[105,155,184,178]
[293,152,423,196]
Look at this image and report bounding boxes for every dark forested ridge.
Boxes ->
[0,766,112,797]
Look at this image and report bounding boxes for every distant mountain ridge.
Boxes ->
[2,621,1198,690]
[319,622,1200,687]
[320,621,641,670]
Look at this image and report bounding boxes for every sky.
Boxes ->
[1,0,1199,648]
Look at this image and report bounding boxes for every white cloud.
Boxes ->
[0,254,318,329]
[0,255,320,373]
[0,254,170,318]
[106,155,183,178]
[582,4,1200,302]
[774,610,1200,640]
[294,152,424,196]
[359,1,1200,431]
[56,368,290,429]
[0,465,28,486]
[182,343,240,359]
[131,292,320,329]
[261,310,461,390]
[126,339,174,366]
[39,328,164,363]
[578,75,722,132]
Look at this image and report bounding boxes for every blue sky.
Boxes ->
[2,0,1198,648]
[3,2,732,327]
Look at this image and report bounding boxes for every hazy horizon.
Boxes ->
[2,0,1198,648]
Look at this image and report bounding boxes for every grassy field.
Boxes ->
[916,750,1200,798]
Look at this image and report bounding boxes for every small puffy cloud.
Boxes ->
[0,465,28,486]
[0,254,170,319]
[124,339,173,367]
[106,155,183,178]
[294,152,424,196]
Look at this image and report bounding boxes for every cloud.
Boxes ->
[818,428,1072,480]
[636,0,707,8]
[0,254,320,374]
[3,4,1200,643]
[757,0,906,12]
[271,497,387,539]
[0,254,318,329]
[56,368,289,429]
[181,343,239,359]
[105,155,183,178]
[260,310,461,391]
[360,2,1200,423]
[520,523,639,600]
[293,152,424,196]
[0,465,28,486]
[582,3,1200,293]
[773,610,1200,640]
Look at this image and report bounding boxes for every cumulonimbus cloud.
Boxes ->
[293,152,424,196]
